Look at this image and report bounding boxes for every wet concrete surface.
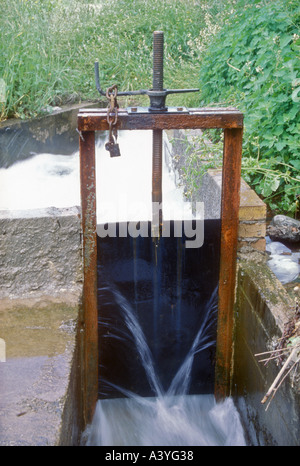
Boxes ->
[0,298,80,445]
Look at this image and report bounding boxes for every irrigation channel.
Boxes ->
[0,129,246,446]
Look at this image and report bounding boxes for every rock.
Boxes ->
[268,256,299,284]
[266,239,299,284]
[266,241,292,255]
[41,105,62,114]
[267,215,300,243]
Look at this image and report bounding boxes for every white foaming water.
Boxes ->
[0,150,80,212]
[83,395,246,447]
[82,287,246,447]
[0,130,192,223]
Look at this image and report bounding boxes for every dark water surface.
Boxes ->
[97,219,221,399]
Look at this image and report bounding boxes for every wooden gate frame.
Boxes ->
[78,107,243,425]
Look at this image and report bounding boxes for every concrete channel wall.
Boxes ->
[0,207,84,445]
[233,254,299,446]
[0,111,298,445]
[0,104,98,446]
[0,207,82,301]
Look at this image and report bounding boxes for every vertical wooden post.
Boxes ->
[79,130,98,425]
[215,128,243,400]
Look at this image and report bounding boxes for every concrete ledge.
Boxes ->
[0,206,82,300]
[0,298,82,446]
[200,168,267,251]
[232,251,299,446]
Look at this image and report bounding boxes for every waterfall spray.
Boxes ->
[82,285,246,446]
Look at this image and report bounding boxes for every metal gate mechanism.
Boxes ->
[78,31,243,426]
[95,31,199,113]
[97,31,199,171]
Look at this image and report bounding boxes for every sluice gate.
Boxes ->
[78,31,243,426]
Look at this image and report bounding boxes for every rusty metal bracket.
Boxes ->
[126,106,189,114]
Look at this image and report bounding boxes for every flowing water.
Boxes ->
[0,130,190,223]
[82,283,246,446]
[0,129,246,446]
[83,219,246,446]
[84,395,246,446]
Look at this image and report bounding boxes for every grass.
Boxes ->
[0,0,233,120]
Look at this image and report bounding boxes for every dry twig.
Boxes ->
[261,346,299,408]
[255,288,300,410]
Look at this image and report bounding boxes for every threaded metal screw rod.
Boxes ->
[95,29,199,107]
[151,32,164,232]
[152,128,163,207]
[152,31,164,92]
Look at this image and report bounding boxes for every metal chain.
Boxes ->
[106,84,119,144]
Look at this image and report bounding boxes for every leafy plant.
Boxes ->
[197,0,300,216]
[172,130,223,200]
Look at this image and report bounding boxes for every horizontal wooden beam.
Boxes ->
[78,107,243,132]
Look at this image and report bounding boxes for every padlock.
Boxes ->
[105,141,121,157]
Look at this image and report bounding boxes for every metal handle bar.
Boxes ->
[95,61,199,98]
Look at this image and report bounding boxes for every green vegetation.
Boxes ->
[0,0,299,215]
[197,0,300,216]
[0,0,230,119]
